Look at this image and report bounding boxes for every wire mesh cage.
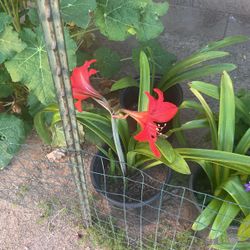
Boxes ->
[1,139,249,249]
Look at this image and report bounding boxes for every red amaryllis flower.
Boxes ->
[71,59,103,112]
[122,88,178,158]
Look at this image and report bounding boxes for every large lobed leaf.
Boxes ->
[94,47,121,78]
[60,0,97,28]
[0,12,12,32]
[94,0,168,41]
[0,114,26,169]
[132,40,176,75]
[5,27,76,106]
[0,25,26,63]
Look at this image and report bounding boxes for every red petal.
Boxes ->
[146,88,178,123]
[75,100,83,112]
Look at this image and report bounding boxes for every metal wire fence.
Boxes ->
[1,140,249,249]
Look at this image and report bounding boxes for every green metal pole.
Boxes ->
[36,0,91,227]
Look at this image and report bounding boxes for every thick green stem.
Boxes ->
[111,117,126,176]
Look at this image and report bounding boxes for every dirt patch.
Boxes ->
[0,132,209,249]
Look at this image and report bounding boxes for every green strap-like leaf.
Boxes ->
[189,81,220,99]
[199,35,249,52]
[78,119,115,151]
[34,111,52,144]
[238,214,250,241]
[211,242,250,250]
[166,119,209,137]
[190,88,218,148]
[138,50,151,112]
[163,64,236,91]
[159,51,229,88]
[235,128,250,154]
[190,81,250,125]
[209,196,240,239]
[117,119,130,153]
[218,72,235,152]
[192,198,222,231]
[110,77,138,92]
[133,141,190,174]
[177,148,250,174]
[222,176,250,216]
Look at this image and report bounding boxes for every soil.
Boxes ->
[98,165,169,204]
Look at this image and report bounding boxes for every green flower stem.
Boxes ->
[111,117,126,176]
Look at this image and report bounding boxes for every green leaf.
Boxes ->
[34,111,52,144]
[94,47,121,78]
[235,128,250,154]
[209,196,240,239]
[110,77,138,92]
[163,64,236,90]
[27,93,46,117]
[190,81,250,125]
[167,119,209,137]
[211,242,250,250]
[238,214,250,241]
[192,198,222,231]
[5,27,76,105]
[133,140,190,174]
[0,26,26,63]
[222,176,250,216]
[61,0,97,28]
[117,118,130,153]
[218,72,235,152]
[159,51,230,88]
[94,0,168,41]
[177,148,250,174]
[132,40,176,74]
[190,88,218,148]
[190,81,220,99]
[179,100,204,112]
[200,35,249,52]
[0,12,12,32]
[138,50,150,112]
[27,8,39,26]
[0,67,13,98]
[0,114,26,169]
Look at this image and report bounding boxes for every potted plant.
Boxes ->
[167,72,250,243]
[68,57,191,209]
[112,35,249,109]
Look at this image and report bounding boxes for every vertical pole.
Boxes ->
[36,0,91,227]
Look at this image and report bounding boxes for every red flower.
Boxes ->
[122,88,178,158]
[71,59,103,112]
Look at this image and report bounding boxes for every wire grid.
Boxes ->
[0,141,250,249]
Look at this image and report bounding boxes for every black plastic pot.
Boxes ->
[90,150,172,209]
[119,76,183,110]
[189,167,212,212]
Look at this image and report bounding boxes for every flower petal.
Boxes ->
[146,88,178,123]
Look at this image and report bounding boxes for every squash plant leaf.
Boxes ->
[0,25,26,64]
[94,47,121,78]
[5,27,77,105]
[132,40,176,74]
[0,114,26,169]
[61,0,97,28]
[94,0,168,41]
[0,12,12,32]
[0,68,13,98]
